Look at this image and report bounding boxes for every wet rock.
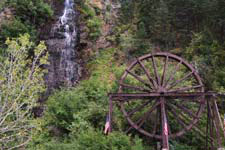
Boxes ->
[46,0,81,90]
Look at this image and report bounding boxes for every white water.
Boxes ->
[59,0,79,86]
[46,0,79,89]
[60,0,78,86]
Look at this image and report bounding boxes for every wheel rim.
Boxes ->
[118,52,205,139]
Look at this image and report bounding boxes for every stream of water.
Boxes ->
[59,0,78,86]
[46,0,80,89]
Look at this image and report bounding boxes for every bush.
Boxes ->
[0,0,6,10]
[0,0,53,43]
[78,0,102,41]
[28,48,142,149]
[119,30,152,58]
[184,32,225,91]
[0,18,37,42]
[6,0,53,26]
[29,129,146,150]
[87,16,102,40]
[0,34,48,150]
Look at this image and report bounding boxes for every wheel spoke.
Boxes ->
[125,101,160,133]
[119,52,204,139]
[168,85,203,92]
[167,71,194,90]
[167,103,213,141]
[137,58,157,89]
[166,104,189,131]
[151,55,160,85]
[119,82,150,93]
[169,101,198,119]
[161,55,169,86]
[127,99,153,116]
[153,107,160,134]
[126,69,152,88]
[164,60,182,88]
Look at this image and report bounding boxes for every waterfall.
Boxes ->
[46,0,80,89]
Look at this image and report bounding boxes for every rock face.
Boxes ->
[90,0,103,9]
[0,8,13,26]
[46,0,81,90]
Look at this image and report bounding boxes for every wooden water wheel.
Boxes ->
[107,52,225,150]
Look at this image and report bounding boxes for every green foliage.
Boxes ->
[0,18,37,42]
[170,140,195,150]
[29,129,146,150]
[118,0,135,24]
[185,32,225,91]
[72,130,145,150]
[44,88,88,130]
[37,48,124,132]
[27,48,148,149]
[87,16,102,40]
[7,0,53,26]
[0,0,53,43]
[0,0,6,10]
[7,0,224,149]
[78,0,102,40]
[119,27,152,58]
[79,1,96,18]
[0,34,48,149]
[118,0,225,50]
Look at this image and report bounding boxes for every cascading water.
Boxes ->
[46,0,80,89]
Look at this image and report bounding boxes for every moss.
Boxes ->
[78,0,102,41]
[0,18,37,42]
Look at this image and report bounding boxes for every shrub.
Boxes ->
[78,0,102,41]
[0,0,6,10]
[0,18,37,42]
[28,48,138,149]
[6,0,53,26]
[87,16,102,40]
[185,32,225,91]
[29,129,146,150]
[0,34,48,149]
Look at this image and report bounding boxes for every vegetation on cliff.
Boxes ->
[0,0,53,43]
[0,0,225,149]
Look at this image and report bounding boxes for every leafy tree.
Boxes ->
[0,18,37,42]
[78,0,102,40]
[0,0,6,10]
[0,0,53,43]
[0,34,48,149]
[6,0,53,26]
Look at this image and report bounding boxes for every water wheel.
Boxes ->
[118,52,205,141]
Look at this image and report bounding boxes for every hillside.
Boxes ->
[0,0,225,149]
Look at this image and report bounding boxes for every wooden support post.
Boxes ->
[213,98,225,140]
[206,99,209,150]
[109,95,113,133]
[208,100,214,150]
[224,114,225,139]
[212,99,222,148]
[160,97,169,150]
[208,98,223,149]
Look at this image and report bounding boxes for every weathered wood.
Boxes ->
[109,52,225,149]
[137,58,157,89]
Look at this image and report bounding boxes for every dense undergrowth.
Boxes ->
[0,0,225,149]
[0,0,53,43]
[27,48,149,150]
[77,0,103,40]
